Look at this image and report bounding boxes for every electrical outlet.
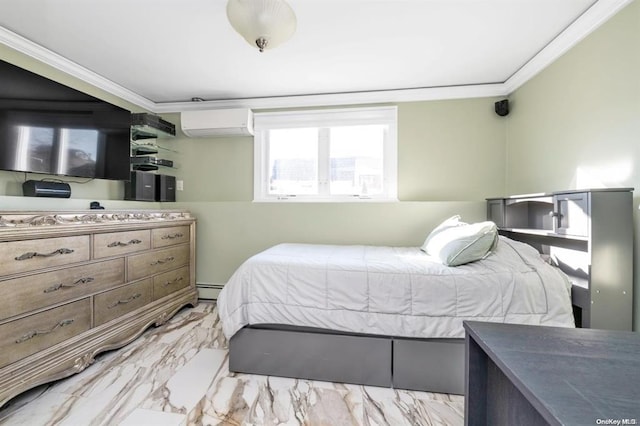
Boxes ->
[176,180,184,191]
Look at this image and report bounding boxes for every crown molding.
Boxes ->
[0,0,631,113]
[503,0,633,94]
[153,84,508,113]
[0,26,156,112]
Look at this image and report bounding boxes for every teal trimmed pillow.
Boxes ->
[422,218,498,266]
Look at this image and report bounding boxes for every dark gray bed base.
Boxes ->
[229,325,465,395]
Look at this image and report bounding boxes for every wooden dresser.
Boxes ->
[0,210,198,407]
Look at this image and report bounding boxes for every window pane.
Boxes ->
[254,106,397,202]
[329,125,385,195]
[268,128,318,195]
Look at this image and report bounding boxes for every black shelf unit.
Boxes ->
[131,113,176,140]
[126,114,177,201]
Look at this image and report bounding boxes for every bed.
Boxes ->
[217,235,575,395]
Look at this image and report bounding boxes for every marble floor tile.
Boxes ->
[0,302,464,426]
[119,408,185,426]
[144,348,227,414]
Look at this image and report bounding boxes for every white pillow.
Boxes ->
[422,219,498,266]
[420,215,465,252]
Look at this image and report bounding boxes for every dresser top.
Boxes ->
[464,321,640,425]
[0,210,194,238]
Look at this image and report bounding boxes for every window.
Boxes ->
[254,106,397,202]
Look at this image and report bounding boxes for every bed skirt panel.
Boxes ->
[229,327,393,387]
[229,326,464,394]
[393,338,465,394]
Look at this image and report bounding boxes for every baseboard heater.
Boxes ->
[196,282,225,300]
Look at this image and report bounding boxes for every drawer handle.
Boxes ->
[107,293,142,309]
[15,248,75,261]
[15,319,75,343]
[44,277,95,293]
[161,233,184,240]
[150,256,175,266]
[163,276,184,287]
[107,239,142,248]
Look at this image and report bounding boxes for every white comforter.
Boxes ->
[217,236,575,339]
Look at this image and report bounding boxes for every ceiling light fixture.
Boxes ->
[226,0,297,52]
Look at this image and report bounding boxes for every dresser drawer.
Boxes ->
[152,226,190,248]
[0,299,91,368]
[127,245,190,281]
[0,258,125,321]
[93,279,152,326]
[94,230,151,259]
[0,235,90,276]
[153,266,190,300]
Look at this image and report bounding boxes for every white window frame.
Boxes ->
[253,106,398,202]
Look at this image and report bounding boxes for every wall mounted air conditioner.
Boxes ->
[181,108,254,137]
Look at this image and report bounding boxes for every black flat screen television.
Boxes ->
[0,59,131,180]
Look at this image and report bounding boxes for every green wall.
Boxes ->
[167,98,506,282]
[506,1,640,330]
[172,201,487,285]
[165,99,507,204]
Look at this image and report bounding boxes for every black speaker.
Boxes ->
[155,174,176,202]
[495,99,509,117]
[22,180,71,198]
[124,171,155,201]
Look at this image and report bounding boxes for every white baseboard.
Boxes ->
[196,282,225,301]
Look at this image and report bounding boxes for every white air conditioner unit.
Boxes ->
[181,108,254,137]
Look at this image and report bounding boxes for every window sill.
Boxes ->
[252,197,400,203]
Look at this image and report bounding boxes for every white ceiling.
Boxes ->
[0,0,632,112]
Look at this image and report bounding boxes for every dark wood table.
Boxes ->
[464,321,640,426]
